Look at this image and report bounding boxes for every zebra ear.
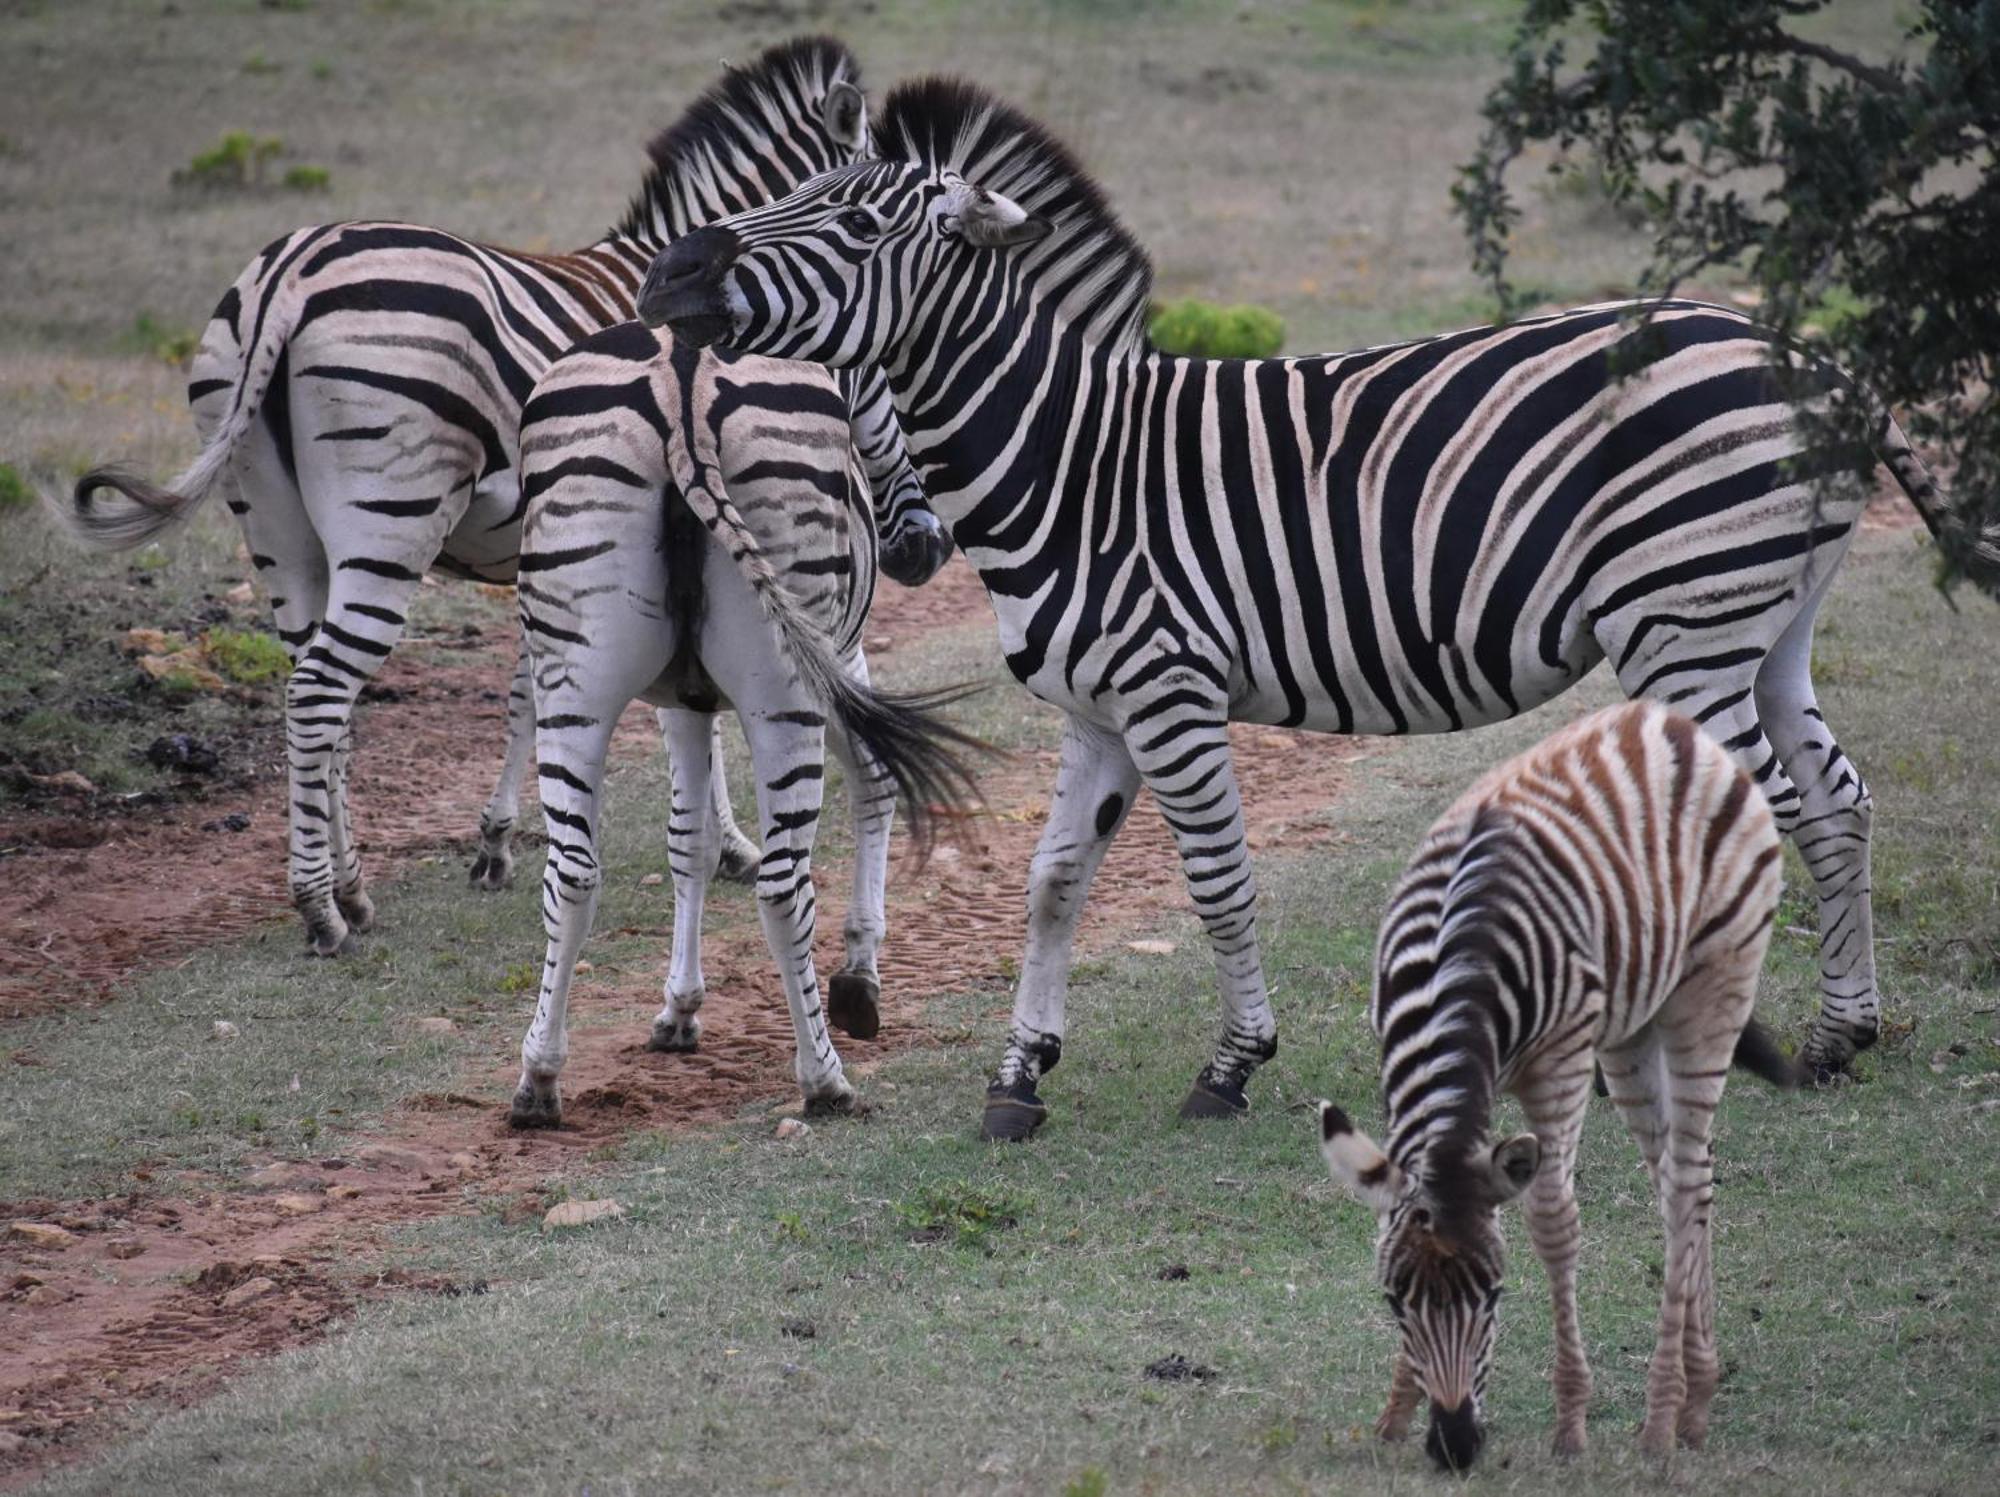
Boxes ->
[1486,1133,1540,1205]
[1318,1102,1404,1215]
[941,177,1054,250]
[823,81,867,150]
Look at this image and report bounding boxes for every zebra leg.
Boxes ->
[511,712,620,1129]
[1754,579,1879,1078]
[1375,1351,1422,1442]
[981,715,1141,1142]
[649,707,723,1054]
[824,656,896,1042]
[737,701,852,1112]
[693,714,763,886]
[1514,1046,1599,1457]
[327,725,373,933]
[1122,714,1277,1121]
[470,630,535,891]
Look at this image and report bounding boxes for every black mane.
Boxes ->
[874,77,1156,350]
[617,35,863,242]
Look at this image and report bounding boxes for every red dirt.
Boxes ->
[0,556,1372,1486]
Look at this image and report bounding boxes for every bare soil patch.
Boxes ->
[0,556,1365,1486]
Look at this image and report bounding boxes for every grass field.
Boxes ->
[2,1,1992,1493]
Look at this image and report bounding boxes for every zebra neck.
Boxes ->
[1381,990,1503,1175]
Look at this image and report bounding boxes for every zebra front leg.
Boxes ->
[511,713,619,1129]
[982,716,1141,1141]
[738,703,851,1113]
[471,630,535,890]
[649,707,722,1054]
[688,714,763,885]
[1123,713,1276,1119]
[1376,1350,1422,1442]
[1515,1047,1599,1457]
[824,658,895,1041]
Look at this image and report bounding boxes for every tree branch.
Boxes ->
[1768,35,1908,96]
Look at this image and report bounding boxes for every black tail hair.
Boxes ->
[824,674,993,860]
[1732,1018,1810,1090]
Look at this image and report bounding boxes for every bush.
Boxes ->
[174,131,282,190]
[0,462,31,510]
[1148,297,1286,358]
[132,312,198,367]
[281,164,331,193]
[202,627,290,686]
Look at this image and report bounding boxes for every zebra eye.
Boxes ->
[838,208,877,238]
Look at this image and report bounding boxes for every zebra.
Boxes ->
[509,323,983,1125]
[632,76,2000,1137]
[1317,699,1800,1468]
[50,36,951,957]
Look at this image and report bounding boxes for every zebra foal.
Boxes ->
[634,77,2000,1137]
[1318,699,1798,1469]
[51,37,948,955]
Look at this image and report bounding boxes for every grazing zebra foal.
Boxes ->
[509,325,981,1126]
[53,36,949,955]
[635,77,2000,1136]
[1318,699,1796,1469]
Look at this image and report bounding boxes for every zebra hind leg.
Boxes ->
[701,716,763,885]
[1754,579,1880,1079]
[649,706,723,1054]
[824,660,894,1042]
[470,630,535,891]
[982,715,1140,1141]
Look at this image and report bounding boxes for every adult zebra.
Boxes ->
[635,78,2000,1136]
[52,36,950,957]
[509,324,982,1125]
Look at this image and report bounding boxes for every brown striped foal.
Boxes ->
[1318,700,1801,1468]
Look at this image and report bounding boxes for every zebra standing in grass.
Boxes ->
[635,77,2000,1136]
[53,37,949,956]
[1318,699,1798,1469]
[508,325,982,1125]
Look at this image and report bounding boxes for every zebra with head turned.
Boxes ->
[51,36,951,957]
[508,325,983,1125]
[1318,699,1799,1469]
[634,76,2000,1137]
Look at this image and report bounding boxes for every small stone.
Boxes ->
[774,1118,812,1141]
[222,1276,279,1309]
[327,1184,364,1201]
[354,1143,430,1174]
[640,872,664,887]
[1126,939,1177,955]
[211,1020,238,1040]
[246,1163,316,1190]
[445,1152,479,1173]
[106,1239,145,1260]
[33,770,97,796]
[0,1430,24,1455]
[225,581,255,604]
[541,1199,625,1231]
[271,1194,322,1216]
[412,1017,457,1036]
[574,960,593,975]
[7,1222,77,1249]
[21,1285,69,1308]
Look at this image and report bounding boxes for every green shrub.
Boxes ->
[132,312,198,366]
[282,164,331,192]
[203,627,290,685]
[174,131,283,190]
[241,51,283,76]
[1147,297,1285,358]
[0,462,31,510]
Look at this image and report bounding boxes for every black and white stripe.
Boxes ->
[636,77,2000,1134]
[56,37,943,956]
[1321,700,1794,1468]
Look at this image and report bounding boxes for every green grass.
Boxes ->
[24,531,2000,1494]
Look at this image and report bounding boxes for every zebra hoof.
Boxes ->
[980,1079,1048,1142]
[305,924,358,959]
[647,1015,702,1053]
[826,970,882,1040]
[467,850,513,891]
[1177,1075,1249,1121]
[507,1079,562,1130]
[715,838,762,886]
[803,1085,861,1119]
[335,889,375,933]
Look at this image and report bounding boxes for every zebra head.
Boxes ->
[636,78,1154,370]
[1318,1102,1539,1471]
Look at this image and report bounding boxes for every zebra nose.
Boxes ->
[1424,1401,1483,1473]
[639,226,740,316]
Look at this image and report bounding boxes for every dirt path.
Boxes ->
[0,557,1377,1485]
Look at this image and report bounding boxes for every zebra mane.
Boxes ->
[617,35,864,244]
[874,77,1156,352]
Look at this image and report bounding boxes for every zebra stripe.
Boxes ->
[59,37,942,957]
[507,323,978,1125]
[636,76,2000,1131]
[1320,699,1790,1468]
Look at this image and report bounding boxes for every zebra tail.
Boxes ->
[49,289,297,553]
[1731,1018,1809,1091]
[1876,411,2000,598]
